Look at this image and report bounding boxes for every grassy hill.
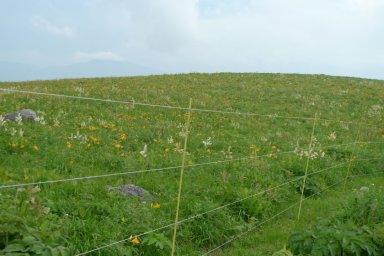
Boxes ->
[0,73,383,255]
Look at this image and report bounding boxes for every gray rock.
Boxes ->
[4,109,36,121]
[107,184,154,201]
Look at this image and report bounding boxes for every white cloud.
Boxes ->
[32,16,74,37]
[346,0,384,12]
[73,51,124,62]
[2,1,381,79]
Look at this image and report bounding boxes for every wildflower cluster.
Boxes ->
[114,132,126,149]
[35,110,47,125]
[222,146,233,160]
[140,144,148,158]
[202,137,212,147]
[177,123,188,138]
[68,131,89,144]
[328,131,336,141]
[249,144,260,157]
[0,115,6,126]
[294,137,325,160]
[367,104,383,118]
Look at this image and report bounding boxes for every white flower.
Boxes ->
[35,116,46,125]
[294,137,325,160]
[69,131,88,143]
[0,115,6,126]
[80,121,86,128]
[15,113,23,125]
[98,119,107,126]
[53,118,60,126]
[202,137,212,147]
[74,86,85,95]
[328,131,336,141]
[18,128,24,137]
[167,136,174,144]
[222,146,233,160]
[177,123,188,137]
[9,127,17,136]
[367,104,383,118]
[268,113,278,119]
[140,144,148,158]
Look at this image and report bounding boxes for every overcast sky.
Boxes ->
[0,0,383,80]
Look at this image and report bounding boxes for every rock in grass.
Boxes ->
[4,109,36,121]
[107,184,154,201]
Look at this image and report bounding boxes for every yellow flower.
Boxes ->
[103,123,115,129]
[128,235,140,245]
[272,145,277,150]
[86,143,92,148]
[89,126,96,131]
[165,148,171,152]
[67,141,72,149]
[120,133,127,141]
[151,203,161,209]
[10,143,17,148]
[114,143,122,149]
[89,136,100,144]
[19,144,25,149]
[32,145,39,151]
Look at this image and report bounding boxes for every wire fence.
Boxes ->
[0,85,383,255]
[1,87,383,128]
[1,142,382,190]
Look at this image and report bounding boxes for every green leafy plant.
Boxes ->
[288,222,379,256]
[141,233,172,254]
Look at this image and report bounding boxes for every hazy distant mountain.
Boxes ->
[0,62,40,82]
[0,61,160,82]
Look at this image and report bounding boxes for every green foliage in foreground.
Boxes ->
[286,186,384,255]
[0,73,383,255]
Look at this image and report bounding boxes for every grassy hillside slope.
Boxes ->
[0,73,383,255]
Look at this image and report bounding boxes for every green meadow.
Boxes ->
[0,73,383,255]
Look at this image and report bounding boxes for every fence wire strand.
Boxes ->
[2,87,380,126]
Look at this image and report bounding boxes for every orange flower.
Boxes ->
[128,235,140,245]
